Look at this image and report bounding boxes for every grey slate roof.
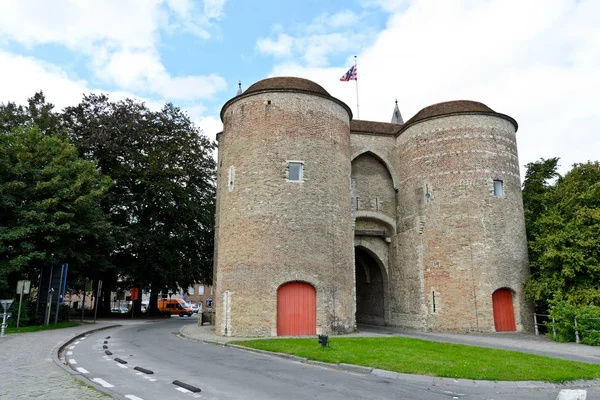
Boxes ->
[391,99,404,124]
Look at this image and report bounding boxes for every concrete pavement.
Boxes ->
[0,321,115,399]
[0,319,157,399]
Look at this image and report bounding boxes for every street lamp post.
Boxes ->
[1,299,14,337]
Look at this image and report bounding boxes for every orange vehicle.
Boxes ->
[158,298,194,317]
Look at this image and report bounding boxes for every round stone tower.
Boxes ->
[214,77,356,337]
[394,101,532,332]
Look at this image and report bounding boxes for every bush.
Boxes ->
[578,306,600,346]
[5,299,33,327]
[547,301,600,345]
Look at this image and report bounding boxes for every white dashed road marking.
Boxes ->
[68,346,75,350]
[68,359,77,364]
[103,355,111,360]
[557,389,587,400]
[92,378,115,388]
[75,367,89,374]
[66,351,72,356]
[79,336,86,340]
[125,396,144,400]
[176,387,192,394]
[73,341,80,345]
[117,363,128,369]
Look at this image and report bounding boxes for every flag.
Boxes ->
[340,65,357,81]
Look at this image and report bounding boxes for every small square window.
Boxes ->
[493,179,504,197]
[287,162,303,181]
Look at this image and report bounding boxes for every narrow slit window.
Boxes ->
[287,161,303,181]
[228,166,235,191]
[432,290,437,313]
[493,179,504,197]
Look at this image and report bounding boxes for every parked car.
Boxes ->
[111,307,129,314]
[190,304,200,313]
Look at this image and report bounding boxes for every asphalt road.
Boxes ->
[68,318,598,400]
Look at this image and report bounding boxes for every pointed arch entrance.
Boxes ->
[492,288,516,331]
[355,246,387,325]
[277,282,316,336]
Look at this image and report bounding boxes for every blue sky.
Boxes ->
[1,0,598,178]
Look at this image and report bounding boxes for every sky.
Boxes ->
[0,0,598,179]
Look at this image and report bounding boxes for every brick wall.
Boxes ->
[215,90,356,336]
[394,114,532,331]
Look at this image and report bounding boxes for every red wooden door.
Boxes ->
[277,282,316,336]
[492,288,516,331]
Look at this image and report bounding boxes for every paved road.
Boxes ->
[67,318,599,400]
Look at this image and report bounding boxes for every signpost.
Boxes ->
[16,280,31,328]
[1,299,14,337]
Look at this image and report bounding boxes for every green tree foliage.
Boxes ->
[0,126,112,297]
[0,92,62,136]
[524,160,600,308]
[62,94,216,293]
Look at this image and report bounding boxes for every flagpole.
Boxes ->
[354,55,360,120]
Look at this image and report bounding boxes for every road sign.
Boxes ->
[130,288,139,301]
[17,280,31,294]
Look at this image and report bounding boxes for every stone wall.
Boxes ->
[394,114,531,331]
[215,90,356,336]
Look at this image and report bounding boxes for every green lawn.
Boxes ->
[230,337,600,383]
[5,321,80,334]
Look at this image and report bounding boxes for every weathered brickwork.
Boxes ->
[215,84,355,336]
[214,77,532,337]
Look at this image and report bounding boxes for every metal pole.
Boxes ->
[93,280,102,323]
[534,314,538,336]
[354,55,359,120]
[1,303,9,337]
[54,264,65,325]
[44,266,54,326]
[35,267,43,319]
[575,317,580,344]
[16,282,24,328]
[45,289,53,326]
[552,316,557,338]
[81,278,87,322]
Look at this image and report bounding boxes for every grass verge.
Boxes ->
[230,337,600,383]
[5,321,80,334]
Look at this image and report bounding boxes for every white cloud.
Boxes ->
[203,0,227,19]
[99,49,226,100]
[0,0,227,101]
[256,34,294,58]
[0,50,218,145]
[0,51,89,109]
[264,0,600,177]
[255,10,372,67]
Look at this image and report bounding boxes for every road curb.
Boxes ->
[52,324,121,399]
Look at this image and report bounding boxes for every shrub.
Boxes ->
[547,301,600,345]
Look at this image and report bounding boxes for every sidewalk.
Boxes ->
[0,322,115,399]
[180,322,600,365]
[0,319,154,399]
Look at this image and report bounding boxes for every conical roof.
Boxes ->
[391,100,404,124]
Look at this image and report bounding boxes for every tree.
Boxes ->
[0,125,112,297]
[0,92,62,136]
[523,160,600,308]
[61,94,216,305]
